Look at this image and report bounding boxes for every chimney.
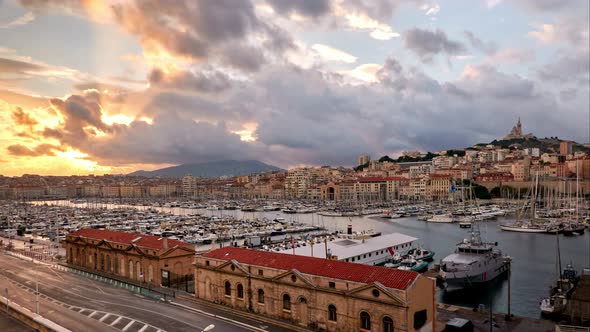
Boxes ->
[163,237,168,249]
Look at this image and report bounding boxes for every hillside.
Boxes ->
[128,160,283,178]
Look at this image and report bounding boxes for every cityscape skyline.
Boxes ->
[0,0,589,176]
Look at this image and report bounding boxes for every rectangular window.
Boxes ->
[205,260,210,266]
[329,282,335,289]
[258,269,263,276]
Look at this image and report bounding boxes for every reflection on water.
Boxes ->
[38,200,590,318]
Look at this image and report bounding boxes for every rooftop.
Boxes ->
[69,228,194,251]
[203,247,419,290]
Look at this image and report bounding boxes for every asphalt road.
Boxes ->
[0,253,294,332]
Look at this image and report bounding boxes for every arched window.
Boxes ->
[383,316,394,332]
[282,294,291,311]
[299,297,307,304]
[69,248,73,263]
[120,258,125,276]
[136,261,141,280]
[257,289,264,304]
[148,265,153,282]
[328,304,337,321]
[129,260,134,279]
[237,283,244,299]
[224,281,231,296]
[360,311,371,330]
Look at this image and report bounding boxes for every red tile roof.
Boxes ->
[203,247,418,290]
[70,229,194,251]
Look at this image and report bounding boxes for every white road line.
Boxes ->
[88,311,99,318]
[122,320,136,331]
[138,324,149,332]
[110,316,123,326]
[99,313,111,322]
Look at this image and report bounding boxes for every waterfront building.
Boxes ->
[355,177,406,201]
[195,247,436,332]
[63,229,195,287]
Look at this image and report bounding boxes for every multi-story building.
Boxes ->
[358,154,370,166]
[63,229,195,287]
[426,174,451,200]
[195,247,436,332]
[285,168,316,199]
[182,175,196,197]
[560,141,574,156]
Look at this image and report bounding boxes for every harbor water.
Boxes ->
[38,201,590,318]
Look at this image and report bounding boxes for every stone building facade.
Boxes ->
[63,229,195,287]
[195,247,436,332]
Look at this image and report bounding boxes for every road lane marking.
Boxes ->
[122,320,136,331]
[99,313,111,322]
[88,311,99,318]
[138,324,149,332]
[110,316,123,326]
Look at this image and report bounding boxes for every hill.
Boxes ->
[128,160,283,178]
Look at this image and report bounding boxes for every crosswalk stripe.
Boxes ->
[138,324,149,332]
[88,311,98,318]
[99,313,111,322]
[110,316,123,326]
[122,320,135,331]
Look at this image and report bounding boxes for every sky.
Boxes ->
[0,0,588,176]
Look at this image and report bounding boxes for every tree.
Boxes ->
[473,185,491,199]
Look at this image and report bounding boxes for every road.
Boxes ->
[0,253,294,332]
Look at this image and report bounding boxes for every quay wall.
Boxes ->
[0,296,71,332]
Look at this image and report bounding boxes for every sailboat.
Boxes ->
[539,232,578,317]
[500,171,553,233]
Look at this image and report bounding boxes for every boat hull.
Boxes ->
[500,225,547,233]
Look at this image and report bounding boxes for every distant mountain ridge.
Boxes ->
[128,160,283,178]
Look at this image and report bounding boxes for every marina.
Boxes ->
[1,198,589,319]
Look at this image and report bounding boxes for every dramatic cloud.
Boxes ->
[7,143,62,157]
[11,107,38,129]
[148,68,232,94]
[405,28,466,62]
[265,0,331,18]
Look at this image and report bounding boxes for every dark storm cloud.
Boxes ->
[404,28,466,62]
[464,31,498,55]
[266,0,331,18]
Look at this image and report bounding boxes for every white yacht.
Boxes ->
[439,223,510,290]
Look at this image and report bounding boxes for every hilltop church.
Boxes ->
[504,117,534,140]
